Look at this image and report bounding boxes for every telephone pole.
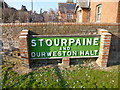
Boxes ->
[31,0,33,12]
[30,0,33,22]
[0,0,2,23]
[2,0,5,23]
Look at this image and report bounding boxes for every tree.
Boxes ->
[43,8,58,22]
[2,8,17,23]
[43,11,49,22]
[21,5,27,11]
[16,10,30,23]
[1,1,9,8]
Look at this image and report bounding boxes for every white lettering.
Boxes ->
[46,52,52,56]
[83,39,86,45]
[63,47,67,50]
[85,51,89,55]
[36,52,41,57]
[69,39,75,46]
[53,51,57,56]
[46,39,53,46]
[61,39,67,46]
[59,47,62,50]
[89,51,94,55]
[80,51,84,55]
[67,47,71,50]
[86,38,92,45]
[75,39,81,46]
[41,52,46,57]
[62,51,66,56]
[67,51,72,56]
[31,52,36,57]
[54,39,60,46]
[38,39,44,46]
[93,38,99,45]
[31,39,36,47]
[72,51,77,56]
[58,51,62,56]
[94,50,98,55]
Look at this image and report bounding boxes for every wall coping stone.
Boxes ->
[0,23,120,27]
[22,30,29,31]
[102,33,112,35]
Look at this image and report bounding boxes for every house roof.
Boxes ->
[58,3,76,13]
[77,0,89,8]
[74,0,90,13]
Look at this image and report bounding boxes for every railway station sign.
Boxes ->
[28,36,100,59]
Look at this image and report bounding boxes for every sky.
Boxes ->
[4,0,76,13]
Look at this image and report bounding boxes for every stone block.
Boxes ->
[61,57,70,66]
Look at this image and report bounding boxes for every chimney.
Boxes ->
[67,0,74,3]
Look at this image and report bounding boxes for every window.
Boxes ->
[96,4,102,22]
[68,13,73,20]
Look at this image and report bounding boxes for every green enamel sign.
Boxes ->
[28,36,100,59]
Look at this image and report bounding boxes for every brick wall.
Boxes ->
[58,13,76,22]
[1,23,120,66]
[19,30,30,68]
[82,9,89,23]
[97,29,112,67]
[117,1,120,23]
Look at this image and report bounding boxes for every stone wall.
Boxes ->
[1,23,120,66]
